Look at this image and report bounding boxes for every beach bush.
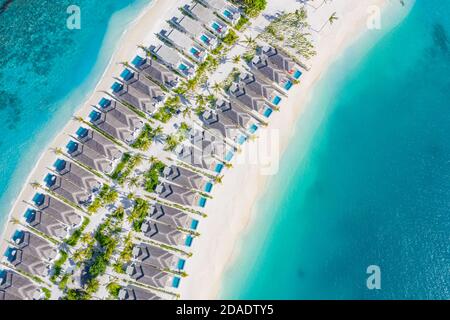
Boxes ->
[235,16,249,31]
[236,0,267,17]
[222,29,239,46]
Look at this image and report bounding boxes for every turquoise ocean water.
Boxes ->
[0,0,150,226]
[222,1,450,299]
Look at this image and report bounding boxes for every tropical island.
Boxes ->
[0,0,410,300]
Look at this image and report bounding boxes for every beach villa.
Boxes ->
[0,269,43,300]
[132,242,180,270]
[228,82,274,118]
[131,55,179,89]
[118,285,161,300]
[140,219,187,247]
[200,109,242,142]
[161,165,211,193]
[182,2,228,37]
[155,182,205,208]
[202,0,241,25]
[158,25,207,62]
[149,43,196,78]
[170,14,218,50]
[215,99,260,134]
[250,54,295,92]
[126,263,177,289]
[93,98,144,144]
[239,72,283,107]
[149,203,199,230]
[259,45,303,80]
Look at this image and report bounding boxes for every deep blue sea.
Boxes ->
[0,0,150,225]
[222,1,450,299]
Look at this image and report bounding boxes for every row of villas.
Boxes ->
[1,0,306,300]
[1,0,243,299]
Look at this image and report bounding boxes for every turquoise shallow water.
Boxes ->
[0,0,150,225]
[222,1,450,299]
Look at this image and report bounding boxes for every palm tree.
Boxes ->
[80,233,93,245]
[31,182,40,189]
[128,176,140,189]
[133,154,143,166]
[242,35,256,49]
[214,175,223,184]
[328,12,338,25]
[232,55,241,64]
[127,192,135,201]
[53,147,63,155]
[212,82,222,94]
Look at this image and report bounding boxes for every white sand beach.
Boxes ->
[178,0,414,299]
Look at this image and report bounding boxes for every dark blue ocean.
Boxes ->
[222,1,450,299]
[0,0,150,224]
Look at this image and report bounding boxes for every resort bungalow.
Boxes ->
[10,230,57,263]
[158,26,207,62]
[239,72,283,107]
[202,0,241,25]
[215,99,260,134]
[161,165,211,193]
[22,208,68,239]
[32,193,82,227]
[155,182,205,208]
[228,82,274,118]
[174,144,223,173]
[3,246,50,277]
[182,2,228,37]
[250,54,295,92]
[189,129,229,160]
[66,137,117,174]
[93,98,144,144]
[110,78,164,115]
[43,172,91,206]
[132,242,179,270]
[75,127,122,161]
[126,263,175,288]
[259,45,303,80]
[131,55,179,89]
[150,203,199,230]
[199,109,242,142]
[170,14,218,50]
[52,158,101,193]
[97,97,144,132]
[149,43,195,78]
[118,285,161,300]
[140,219,187,247]
[0,269,42,300]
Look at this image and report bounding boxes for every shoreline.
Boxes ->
[178,0,415,299]
[0,0,181,244]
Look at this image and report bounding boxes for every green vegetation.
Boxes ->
[64,289,90,300]
[144,160,165,192]
[237,0,267,18]
[42,287,51,300]
[110,153,143,185]
[65,217,90,246]
[235,16,249,31]
[222,29,239,46]
[87,184,118,214]
[107,282,122,299]
[131,124,160,150]
[153,96,181,123]
[128,198,150,232]
[50,250,68,282]
[259,9,316,59]
[58,274,70,290]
